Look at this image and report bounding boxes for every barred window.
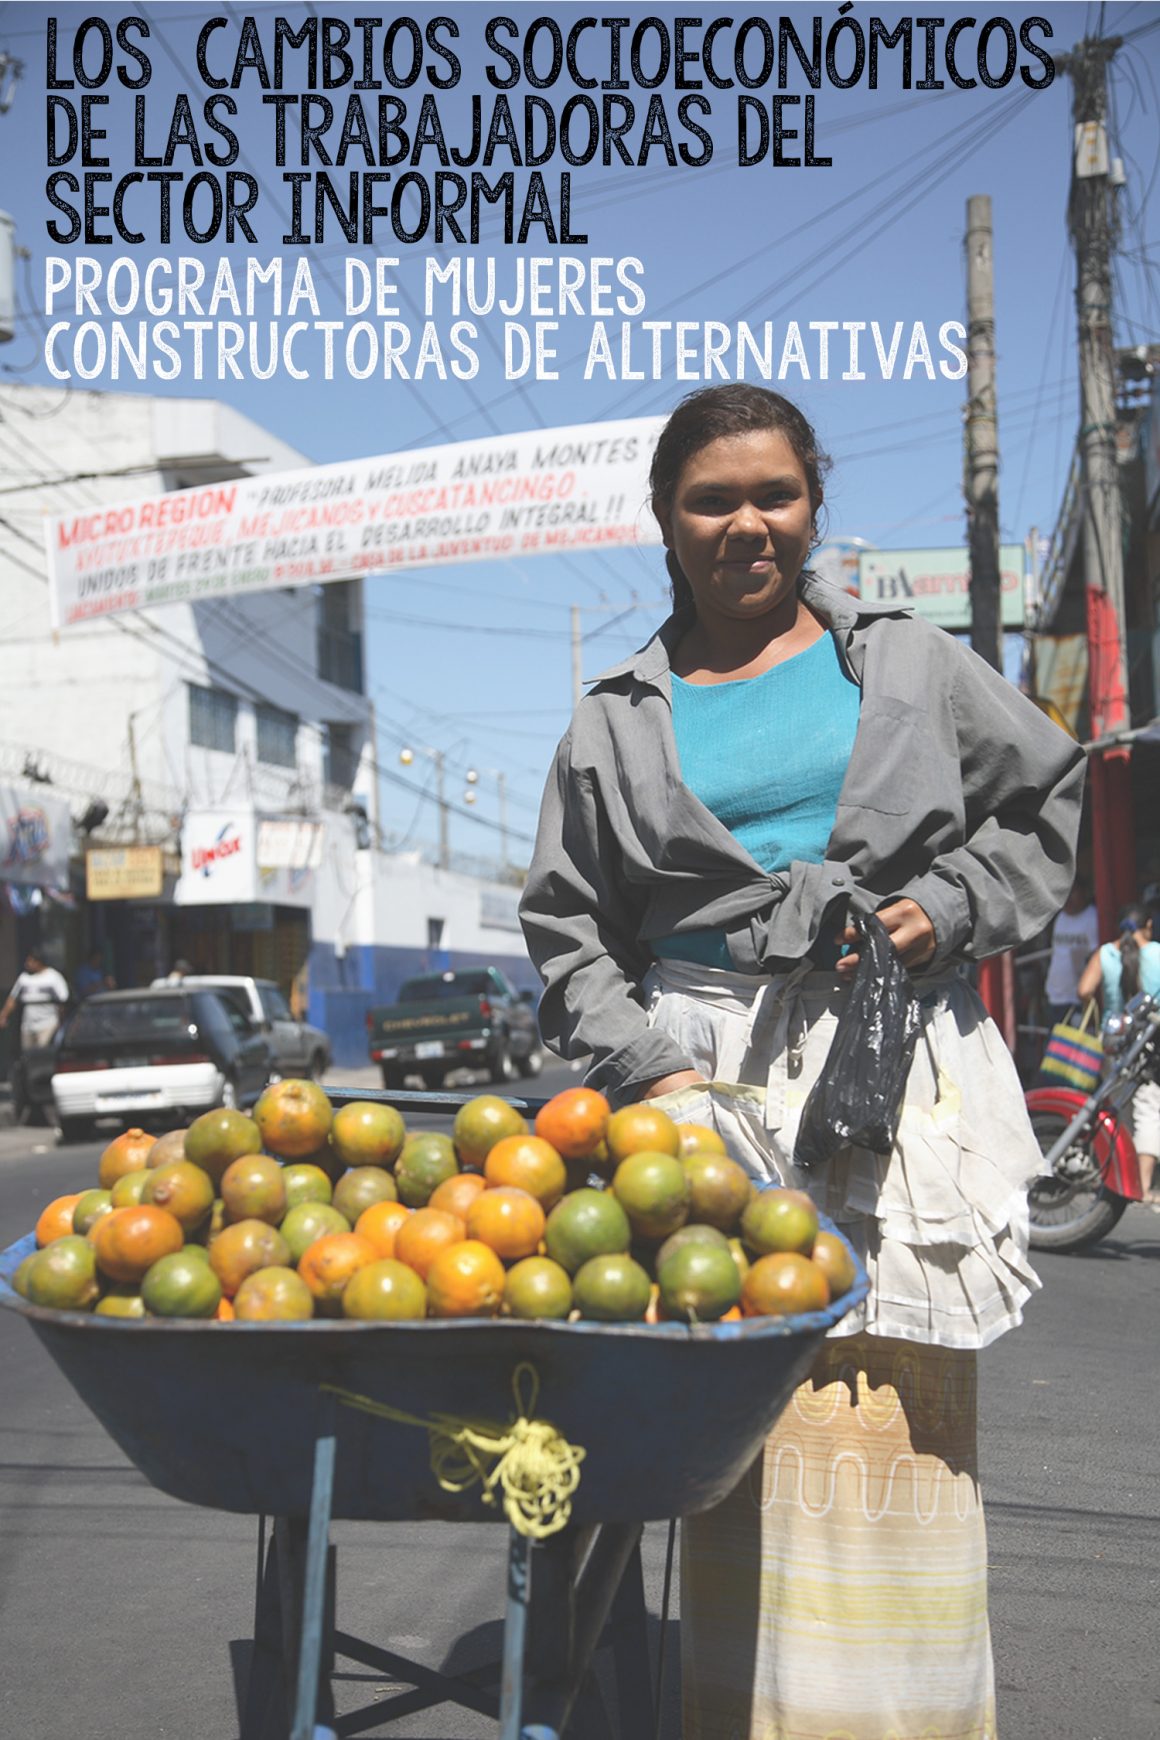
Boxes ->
[256,703,298,768]
[188,684,238,754]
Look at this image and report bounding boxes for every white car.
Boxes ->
[52,988,274,1142]
[154,975,331,1081]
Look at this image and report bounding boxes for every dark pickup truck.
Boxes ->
[366,967,543,1090]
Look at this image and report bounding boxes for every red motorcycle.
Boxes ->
[1026,993,1156,1252]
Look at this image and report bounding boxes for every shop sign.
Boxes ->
[858,545,1025,630]
[0,784,71,892]
[86,845,164,900]
[174,809,318,909]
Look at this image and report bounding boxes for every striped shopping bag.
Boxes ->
[1039,1000,1103,1093]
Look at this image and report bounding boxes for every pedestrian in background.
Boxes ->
[521,384,1085,1740]
[0,949,70,1049]
[73,948,114,1000]
[1077,901,1160,1201]
[1043,877,1099,1025]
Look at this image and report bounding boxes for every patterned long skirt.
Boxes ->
[681,1335,996,1740]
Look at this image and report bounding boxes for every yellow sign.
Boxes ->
[86,846,164,900]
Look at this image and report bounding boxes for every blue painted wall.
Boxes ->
[308,940,543,1067]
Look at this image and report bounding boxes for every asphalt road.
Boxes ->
[1,1069,1157,1740]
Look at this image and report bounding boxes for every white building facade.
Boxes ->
[0,385,538,1065]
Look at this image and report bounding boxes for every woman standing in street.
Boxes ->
[1077,901,1160,1201]
[520,384,1086,1740]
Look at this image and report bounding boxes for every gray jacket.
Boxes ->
[519,573,1086,1098]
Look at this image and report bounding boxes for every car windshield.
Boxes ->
[65,998,194,1043]
[399,973,492,1001]
[259,985,292,1021]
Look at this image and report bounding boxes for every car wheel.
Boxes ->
[58,1117,93,1144]
[308,1051,328,1083]
[381,1065,404,1092]
[489,1039,517,1085]
[420,1068,446,1090]
[517,1047,545,1080]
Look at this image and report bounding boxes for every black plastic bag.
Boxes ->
[794,912,923,1169]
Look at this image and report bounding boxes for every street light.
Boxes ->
[461,766,509,872]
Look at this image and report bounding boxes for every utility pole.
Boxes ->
[965,193,1002,672]
[433,748,449,871]
[570,605,583,709]
[1061,33,1135,935]
[126,712,144,842]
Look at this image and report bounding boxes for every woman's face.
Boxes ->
[656,429,817,626]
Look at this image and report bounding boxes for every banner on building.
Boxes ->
[45,417,664,630]
[174,809,319,909]
[0,785,72,892]
[858,545,1026,630]
[86,845,164,900]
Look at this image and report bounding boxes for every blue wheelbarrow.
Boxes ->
[0,1087,868,1740]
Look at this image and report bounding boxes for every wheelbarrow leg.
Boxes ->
[290,1391,338,1740]
[518,1523,642,1740]
[607,1536,655,1739]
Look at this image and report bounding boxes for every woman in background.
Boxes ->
[1078,901,1160,1200]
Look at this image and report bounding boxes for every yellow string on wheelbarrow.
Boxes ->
[321,1362,586,1540]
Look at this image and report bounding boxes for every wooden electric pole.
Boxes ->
[1061,33,1135,935]
[965,193,1003,672]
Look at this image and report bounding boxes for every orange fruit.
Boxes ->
[811,1230,857,1301]
[682,1152,752,1233]
[92,1205,184,1284]
[466,1187,545,1262]
[606,1103,680,1163]
[503,1256,573,1321]
[184,1109,261,1185]
[395,1133,459,1207]
[452,1095,528,1169]
[342,1258,428,1321]
[208,1219,292,1297]
[233,1266,315,1321]
[146,1128,188,1168]
[429,1171,488,1219]
[534,1086,610,1159]
[254,1079,333,1159]
[544,1188,631,1274]
[297,1232,380,1313]
[23,1237,100,1310]
[330,1100,406,1169]
[72,1189,114,1238]
[36,1193,83,1247]
[572,1253,652,1321]
[142,1161,215,1233]
[656,1242,741,1322]
[141,1251,222,1318]
[282,1163,334,1209]
[215,1296,236,1321]
[354,1199,411,1258]
[110,1170,152,1208]
[394,1207,466,1280]
[332,1166,398,1224]
[675,1124,727,1159]
[741,1252,830,1318]
[220,1155,288,1226]
[612,1152,690,1242]
[741,1189,819,1257]
[97,1127,155,1191]
[655,1223,730,1271]
[484,1135,567,1210]
[426,1240,506,1318]
[95,1287,147,1319]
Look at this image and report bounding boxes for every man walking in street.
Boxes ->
[0,949,71,1049]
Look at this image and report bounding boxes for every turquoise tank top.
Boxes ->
[656,632,861,970]
[1099,939,1160,1016]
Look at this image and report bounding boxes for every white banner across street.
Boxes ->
[46,417,664,629]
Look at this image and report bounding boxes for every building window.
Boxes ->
[325,722,357,790]
[256,702,298,768]
[188,684,238,753]
[427,917,445,950]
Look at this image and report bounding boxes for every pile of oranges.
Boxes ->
[14,1080,856,1326]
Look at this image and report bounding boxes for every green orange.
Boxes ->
[656,1242,741,1323]
[332,1165,398,1224]
[330,1100,407,1169]
[142,1160,216,1232]
[394,1132,459,1207]
[141,1251,222,1318]
[682,1152,752,1232]
[452,1094,528,1169]
[279,1201,350,1264]
[503,1256,573,1321]
[741,1188,819,1257]
[184,1108,262,1185]
[342,1258,428,1321]
[544,1188,631,1275]
[612,1151,690,1242]
[234,1266,315,1321]
[23,1236,100,1311]
[573,1253,652,1322]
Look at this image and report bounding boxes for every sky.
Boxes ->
[1,1,1158,866]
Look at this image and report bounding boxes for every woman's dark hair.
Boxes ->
[648,385,831,612]
[1117,902,1149,1000]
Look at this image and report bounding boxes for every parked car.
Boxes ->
[154,975,331,1080]
[52,988,275,1141]
[366,967,542,1090]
